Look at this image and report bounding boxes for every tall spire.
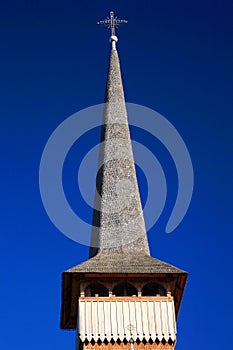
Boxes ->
[90,15,150,257]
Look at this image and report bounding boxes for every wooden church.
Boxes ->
[60,12,187,350]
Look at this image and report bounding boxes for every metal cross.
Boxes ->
[97,11,128,36]
[126,323,135,335]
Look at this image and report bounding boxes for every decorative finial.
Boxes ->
[97,11,128,50]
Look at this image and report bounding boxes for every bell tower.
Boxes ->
[60,12,187,350]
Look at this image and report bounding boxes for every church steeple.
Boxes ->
[90,30,150,258]
[60,13,187,350]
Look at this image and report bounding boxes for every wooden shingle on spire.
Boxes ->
[89,48,150,258]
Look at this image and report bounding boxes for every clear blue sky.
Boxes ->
[1,1,233,349]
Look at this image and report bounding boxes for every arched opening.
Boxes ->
[112,282,137,296]
[85,283,108,297]
[141,283,166,296]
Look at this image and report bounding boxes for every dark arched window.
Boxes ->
[141,283,166,296]
[85,283,108,297]
[112,282,137,296]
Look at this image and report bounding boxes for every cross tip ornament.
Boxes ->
[97,11,128,49]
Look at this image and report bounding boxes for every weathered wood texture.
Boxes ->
[78,296,176,343]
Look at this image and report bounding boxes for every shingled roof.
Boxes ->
[89,48,150,258]
[64,39,185,275]
[65,252,185,274]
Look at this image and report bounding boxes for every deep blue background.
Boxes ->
[1,1,233,349]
